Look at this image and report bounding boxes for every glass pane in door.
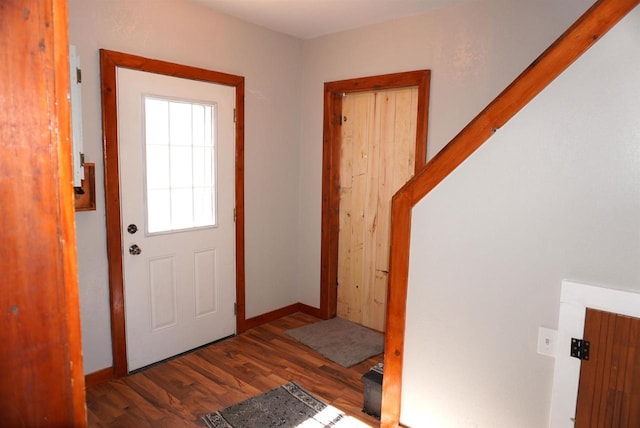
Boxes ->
[144,97,217,234]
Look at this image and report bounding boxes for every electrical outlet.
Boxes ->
[537,327,558,357]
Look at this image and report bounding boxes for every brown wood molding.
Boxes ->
[84,367,114,389]
[299,303,323,318]
[100,49,246,376]
[320,70,431,320]
[1,0,86,425]
[53,2,88,423]
[234,81,247,334]
[241,302,324,331]
[241,303,303,331]
[380,0,640,426]
[100,50,127,378]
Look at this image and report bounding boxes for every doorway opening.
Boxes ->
[319,70,431,321]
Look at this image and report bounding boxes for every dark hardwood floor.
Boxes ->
[86,313,382,427]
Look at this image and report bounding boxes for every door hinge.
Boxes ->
[76,67,82,84]
[570,338,590,360]
[233,208,237,222]
[234,302,237,316]
[233,108,236,123]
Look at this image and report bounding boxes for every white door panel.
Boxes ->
[117,68,235,371]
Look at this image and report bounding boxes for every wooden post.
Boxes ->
[0,0,87,425]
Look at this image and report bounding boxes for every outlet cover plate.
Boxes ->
[537,326,558,357]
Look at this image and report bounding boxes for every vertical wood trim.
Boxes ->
[320,89,343,319]
[234,78,248,333]
[100,50,246,374]
[100,50,128,378]
[53,1,88,422]
[381,1,640,426]
[1,0,86,424]
[320,70,431,320]
[380,192,413,427]
[414,72,430,171]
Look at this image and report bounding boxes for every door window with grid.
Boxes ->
[143,97,217,234]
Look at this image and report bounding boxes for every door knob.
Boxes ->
[129,244,142,255]
[127,224,138,234]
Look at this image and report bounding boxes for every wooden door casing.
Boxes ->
[575,308,640,427]
[337,88,419,331]
[100,50,246,377]
[320,70,431,322]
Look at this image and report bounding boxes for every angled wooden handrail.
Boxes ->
[380,0,640,426]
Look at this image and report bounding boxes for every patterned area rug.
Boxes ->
[202,382,364,427]
[285,317,384,367]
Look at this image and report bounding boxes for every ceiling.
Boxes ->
[192,0,472,40]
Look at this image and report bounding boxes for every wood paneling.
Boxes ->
[100,50,246,377]
[338,88,418,331]
[321,70,431,322]
[381,1,640,426]
[0,0,86,425]
[85,313,380,427]
[575,309,640,427]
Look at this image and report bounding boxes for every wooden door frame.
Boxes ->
[319,70,431,319]
[100,50,246,377]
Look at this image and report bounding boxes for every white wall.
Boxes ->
[403,7,640,427]
[69,0,625,397]
[68,0,303,374]
[296,0,593,307]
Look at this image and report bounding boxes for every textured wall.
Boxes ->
[296,0,593,308]
[68,0,302,373]
[403,7,640,426]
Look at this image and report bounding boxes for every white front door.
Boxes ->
[117,68,236,371]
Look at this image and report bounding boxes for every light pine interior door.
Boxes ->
[117,68,236,371]
[337,87,418,331]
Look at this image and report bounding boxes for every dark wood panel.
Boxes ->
[576,308,640,428]
[86,313,381,427]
